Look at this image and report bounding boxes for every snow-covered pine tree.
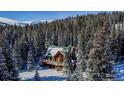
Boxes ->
[63,47,70,73]
[87,24,111,81]
[0,32,19,81]
[3,32,19,80]
[12,40,22,70]
[27,47,34,71]
[62,46,73,80]
[68,32,86,81]
[0,35,10,81]
[101,18,113,80]
[35,30,45,63]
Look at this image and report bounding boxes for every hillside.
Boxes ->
[0,12,124,81]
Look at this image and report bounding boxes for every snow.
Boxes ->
[0,17,19,24]
[45,47,66,57]
[0,17,18,23]
[19,67,66,81]
[0,17,53,26]
[23,20,53,25]
[0,17,26,26]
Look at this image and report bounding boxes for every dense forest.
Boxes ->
[0,12,124,81]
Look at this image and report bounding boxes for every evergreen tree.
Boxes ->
[27,48,34,70]
[0,33,19,81]
[69,32,86,81]
[0,37,10,81]
[12,40,22,70]
[3,33,19,80]
[63,47,70,74]
[62,47,73,80]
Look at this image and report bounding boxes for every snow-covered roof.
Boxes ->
[45,46,66,57]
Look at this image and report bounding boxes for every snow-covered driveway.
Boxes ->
[19,67,66,81]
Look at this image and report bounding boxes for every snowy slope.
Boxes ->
[19,67,66,81]
[0,17,53,26]
[23,20,53,25]
[0,17,19,23]
[0,17,25,26]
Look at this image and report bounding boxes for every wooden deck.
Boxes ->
[42,60,63,67]
[41,60,64,71]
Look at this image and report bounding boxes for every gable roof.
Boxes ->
[45,46,67,57]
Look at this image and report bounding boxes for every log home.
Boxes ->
[41,46,68,70]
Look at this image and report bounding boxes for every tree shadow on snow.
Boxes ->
[41,76,65,81]
[23,76,65,81]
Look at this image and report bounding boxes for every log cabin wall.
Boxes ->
[54,51,63,62]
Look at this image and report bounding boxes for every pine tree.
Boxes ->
[69,32,86,81]
[27,48,34,70]
[63,47,70,74]
[3,33,19,80]
[36,30,45,60]
[0,45,10,81]
[12,40,22,70]
[0,32,19,81]
[87,24,111,80]
[62,47,73,80]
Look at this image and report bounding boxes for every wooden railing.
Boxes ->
[41,59,64,71]
[42,59,63,67]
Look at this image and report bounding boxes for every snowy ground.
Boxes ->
[19,67,66,81]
